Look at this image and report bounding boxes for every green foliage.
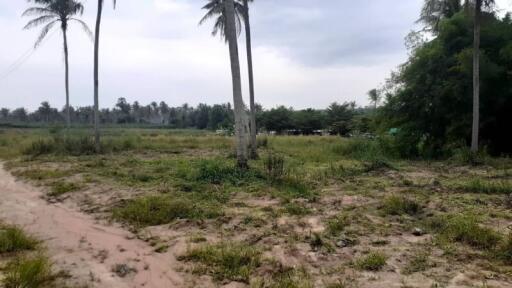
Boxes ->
[326,213,350,236]
[424,214,502,250]
[355,252,387,271]
[48,181,81,197]
[334,137,397,166]
[252,267,312,288]
[2,254,53,288]
[283,202,311,216]
[196,159,260,185]
[380,11,512,157]
[402,251,431,275]
[381,195,422,216]
[0,226,38,254]
[112,195,222,227]
[456,179,512,194]
[497,233,512,264]
[179,242,261,283]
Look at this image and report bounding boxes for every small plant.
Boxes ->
[2,254,53,288]
[457,179,512,194]
[178,242,261,283]
[424,214,502,250]
[326,213,350,236]
[48,181,81,197]
[402,251,431,274]
[381,195,422,216]
[264,153,285,182]
[0,225,38,254]
[355,251,387,271]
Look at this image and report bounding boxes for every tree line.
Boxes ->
[0,100,375,135]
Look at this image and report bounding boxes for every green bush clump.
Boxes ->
[0,226,38,254]
[424,214,502,250]
[178,242,261,283]
[2,254,53,288]
[355,252,387,271]
[196,159,260,185]
[112,195,222,227]
[381,195,422,216]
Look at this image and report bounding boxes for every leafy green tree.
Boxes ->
[260,106,294,134]
[23,0,91,129]
[292,109,326,135]
[326,102,356,136]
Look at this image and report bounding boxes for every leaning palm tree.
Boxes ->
[367,89,380,110]
[200,0,257,158]
[223,0,249,168]
[23,0,91,129]
[93,0,116,152]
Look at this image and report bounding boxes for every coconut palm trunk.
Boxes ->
[93,0,103,152]
[225,0,249,168]
[62,23,71,129]
[471,0,481,153]
[243,0,257,159]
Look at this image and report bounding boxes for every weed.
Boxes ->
[381,195,422,216]
[424,214,502,250]
[402,251,431,274]
[48,181,81,197]
[112,195,222,227]
[2,254,53,288]
[326,213,350,236]
[355,252,387,271]
[254,266,313,288]
[179,242,261,283]
[196,159,260,185]
[0,225,38,254]
[264,153,285,182]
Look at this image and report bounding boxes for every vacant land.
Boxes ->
[1,128,511,288]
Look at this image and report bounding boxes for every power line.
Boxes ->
[0,30,58,82]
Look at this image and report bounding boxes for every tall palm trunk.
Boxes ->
[225,0,249,168]
[93,0,103,152]
[62,24,71,130]
[243,0,257,159]
[471,0,481,152]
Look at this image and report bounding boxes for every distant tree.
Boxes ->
[326,102,356,136]
[0,108,10,121]
[367,89,381,109]
[37,101,52,123]
[293,109,326,135]
[11,108,28,122]
[261,106,294,134]
[196,104,211,129]
[23,0,91,129]
[418,0,463,32]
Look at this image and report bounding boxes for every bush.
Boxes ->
[112,195,222,227]
[355,252,387,271]
[2,254,53,288]
[178,242,261,283]
[424,214,502,250]
[264,153,285,182]
[0,226,38,254]
[381,195,422,216]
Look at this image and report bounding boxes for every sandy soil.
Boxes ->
[0,164,183,288]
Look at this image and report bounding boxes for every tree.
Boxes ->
[200,0,257,158]
[367,89,381,109]
[93,0,116,152]
[23,0,91,129]
[418,0,463,32]
[224,0,249,168]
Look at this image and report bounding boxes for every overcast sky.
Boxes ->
[1,0,511,111]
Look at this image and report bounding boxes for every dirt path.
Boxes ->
[0,165,183,288]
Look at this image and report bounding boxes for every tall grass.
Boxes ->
[2,254,53,288]
[0,225,38,254]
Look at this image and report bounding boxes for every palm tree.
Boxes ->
[367,89,380,109]
[200,0,257,158]
[224,0,249,168]
[23,0,91,129]
[93,0,116,152]
[418,0,462,32]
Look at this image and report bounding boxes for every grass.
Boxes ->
[112,195,223,227]
[326,213,350,236]
[0,225,38,254]
[381,195,422,216]
[497,233,512,264]
[178,242,261,283]
[402,251,431,274]
[456,179,512,194]
[251,267,312,288]
[2,254,54,288]
[283,202,311,216]
[48,181,82,197]
[355,251,387,271]
[424,214,502,250]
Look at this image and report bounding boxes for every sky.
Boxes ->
[0,0,511,111]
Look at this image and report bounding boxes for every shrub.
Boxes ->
[178,242,261,283]
[48,181,81,197]
[112,195,222,227]
[355,252,387,271]
[0,226,38,254]
[381,195,422,216]
[264,153,285,182]
[424,214,502,250]
[2,254,53,288]
[456,179,512,194]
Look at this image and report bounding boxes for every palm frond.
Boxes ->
[34,20,58,48]
[22,7,55,17]
[24,15,58,30]
[70,18,93,41]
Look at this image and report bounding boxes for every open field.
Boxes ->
[1,128,512,287]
